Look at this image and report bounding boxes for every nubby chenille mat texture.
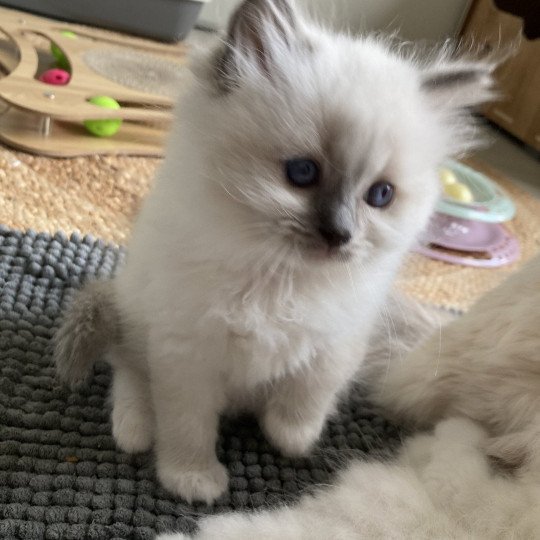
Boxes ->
[0,226,401,539]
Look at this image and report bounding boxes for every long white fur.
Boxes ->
[106,0,495,503]
[157,418,540,539]
[156,256,540,539]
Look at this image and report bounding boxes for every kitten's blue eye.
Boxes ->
[285,158,319,188]
[365,181,395,208]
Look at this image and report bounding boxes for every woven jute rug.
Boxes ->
[0,147,158,246]
[1,146,539,312]
[0,226,401,539]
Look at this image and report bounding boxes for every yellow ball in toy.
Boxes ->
[84,96,123,138]
[444,181,474,203]
[439,168,458,187]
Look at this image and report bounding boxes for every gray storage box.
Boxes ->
[0,0,210,41]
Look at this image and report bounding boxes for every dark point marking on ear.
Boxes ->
[421,56,495,109]
[212,46,240,95]
[422,68,484,91]
[211,0,308,94]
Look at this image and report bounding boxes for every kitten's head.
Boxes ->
[185,0,495,264]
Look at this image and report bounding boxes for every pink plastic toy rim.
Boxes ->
[414,229,520,269]
[419,214,507,253]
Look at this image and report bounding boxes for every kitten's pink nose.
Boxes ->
[318,225,352,248]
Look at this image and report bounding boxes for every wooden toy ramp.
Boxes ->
[0,6,188,157]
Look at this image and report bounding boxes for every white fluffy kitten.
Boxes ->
[157,418,540,539]
[158,256,540,540]
[54,0,494,503]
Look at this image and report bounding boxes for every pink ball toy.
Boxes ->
[39,68,70,85]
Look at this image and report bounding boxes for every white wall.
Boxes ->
[199,0,472,41]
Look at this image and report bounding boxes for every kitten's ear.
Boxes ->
[213,0,304,91]
[421,58,496,109]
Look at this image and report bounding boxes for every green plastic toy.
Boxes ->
[83,96,123,137]
[50,30,77,71]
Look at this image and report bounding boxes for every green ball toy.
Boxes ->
[50,30,76,70]
[84,96,123,137]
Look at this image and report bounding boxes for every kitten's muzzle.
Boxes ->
[318,223,352,248]
[316,199,355,248]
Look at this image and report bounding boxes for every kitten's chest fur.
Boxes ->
[211,264,377,387]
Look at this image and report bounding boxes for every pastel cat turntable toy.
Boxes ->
[415,160,520,268]
[0,6,187,157]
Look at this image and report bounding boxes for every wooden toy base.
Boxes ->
[0,6,188,157]
[0,105,168,157]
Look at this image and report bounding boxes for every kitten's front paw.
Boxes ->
[157,461,229,504]
[262,409,323,457]
[112,404,153,454]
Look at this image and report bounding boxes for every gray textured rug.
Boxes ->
[0,226,401,539]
